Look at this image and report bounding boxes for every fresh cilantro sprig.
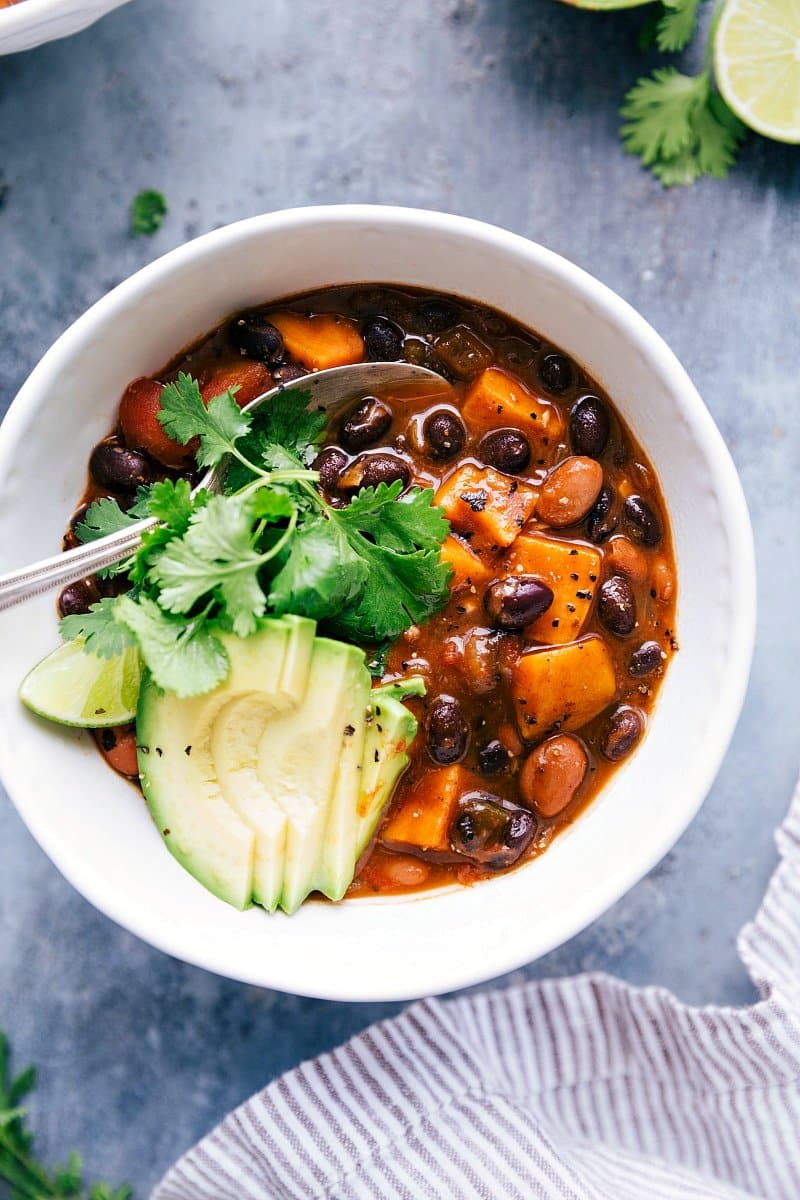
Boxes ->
[621,1,746,186]
[63,379,452,696]
[0,1030,132,1200]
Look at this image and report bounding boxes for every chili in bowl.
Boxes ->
[0,207,754,1000]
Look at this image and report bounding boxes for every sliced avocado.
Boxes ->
[211,617,315,911]
[256,637,370,914]
[313,653,372,902]
[137,620,312,910]
[356,687,421,860]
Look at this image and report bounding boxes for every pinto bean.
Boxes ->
[519,734,588,818]
[537,456,604,527]
[651,557,675,602]
[606,535,648,583]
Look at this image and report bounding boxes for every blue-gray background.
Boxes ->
[1,0,798,1192]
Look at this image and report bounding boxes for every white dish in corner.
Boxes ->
[0,206,756,1000]
[0,0,130,56]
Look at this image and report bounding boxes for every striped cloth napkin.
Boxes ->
[153,782,800,1200]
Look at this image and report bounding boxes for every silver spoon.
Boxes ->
[0,362,452,613]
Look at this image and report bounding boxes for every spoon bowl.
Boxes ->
[0,361,449,612]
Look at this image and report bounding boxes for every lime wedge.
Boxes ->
[19,640,143,728]
[715,0,800,143]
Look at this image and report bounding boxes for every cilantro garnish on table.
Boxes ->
[61,377,452,698]
[620,0,746,185]
[0,1031,132,1200]
[130,189,167,237]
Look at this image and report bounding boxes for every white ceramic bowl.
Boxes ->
[0,0,130,56]
[0,207,755,1000]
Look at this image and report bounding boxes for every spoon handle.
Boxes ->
[0,518,156,613]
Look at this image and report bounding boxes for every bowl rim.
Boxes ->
[0,205,757,999]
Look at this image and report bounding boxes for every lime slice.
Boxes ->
[715,0,800,143]
[19,640,143,728]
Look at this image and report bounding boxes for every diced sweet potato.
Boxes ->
[381,765,474,852]
[440,534,493,591]
[512,636,617,738]
[267,311,364,370]
[434,463,537,549]
[504,534,601,644]
[462,367,564,441]
[200,360,272,408]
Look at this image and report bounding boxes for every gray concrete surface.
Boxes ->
[0,0,798,1193]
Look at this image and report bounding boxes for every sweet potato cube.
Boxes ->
[512,636,617,738]
[462,367,564,441]
[440,535,493,591]
[200,360,272,408]
[504,534,601,644]
[267,311,364,370]
[381,765,473,852]
[434,464,537,549]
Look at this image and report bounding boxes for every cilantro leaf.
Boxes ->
[115,594,228,697]
[60,599,138,659]
[158,372,251,469]
[149,494,269,637]
[75,493,149,544]
[621,68,746,186]
[252,388,325,462]
[656,0,703,53]
[131,188,167,236]
[145,477,194,527]
[337,482,450,552]
[269,517,367,620]
[331,542,451,640]
[128,482,206,588]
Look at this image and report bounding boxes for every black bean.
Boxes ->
[629,640,664,677]
[479,429,531,475]
[539,353,573,394]
[427,695,469,765]
[624,495,662,547]
[478,740,510,776]
[570,395,610,458]
[363,317,404,361]
[602,707,645,762]
[585,485,618,544]
[231,313,285,363]
[423,409,466,460]
[90,442,155,493]
[341,453,410,492]
[484,576,554,631]
[417,298,457,333]
[339,397,393,452]
[312,447,348,492]
[449,792,536,869]
[57,579,97,618]
[272,362,308,384]
[598,575,637,637]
